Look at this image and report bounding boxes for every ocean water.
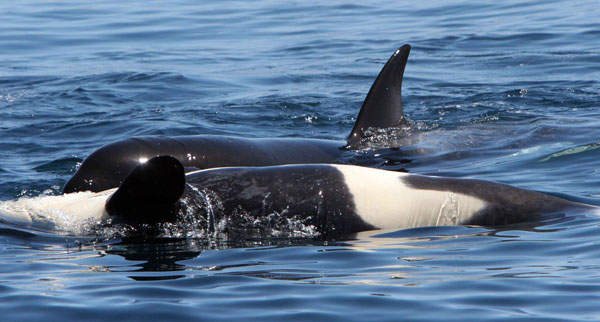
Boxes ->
[1,0,600,320]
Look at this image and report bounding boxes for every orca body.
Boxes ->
[63,45,412,193]
[93,156,596,238]
[64,136,342,194]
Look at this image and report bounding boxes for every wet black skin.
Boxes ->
[105,156,376,239]
[65,136,342,193]
[104,156,597,239]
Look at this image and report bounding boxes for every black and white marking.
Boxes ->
[2,158,596,236]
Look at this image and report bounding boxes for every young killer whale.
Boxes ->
[63,44,412,194]
[12,156,592,238]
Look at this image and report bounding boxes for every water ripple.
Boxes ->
[1,0,600,320]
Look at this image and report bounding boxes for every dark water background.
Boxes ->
[1,0,600,321]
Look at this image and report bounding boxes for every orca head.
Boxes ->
[105,155,186,224]
[346,44,411,149]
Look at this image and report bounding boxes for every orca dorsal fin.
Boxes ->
[105,155,185,223]
[346,44,411,148]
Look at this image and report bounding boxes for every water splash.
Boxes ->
[353,125,415,150]
[157,184,320,240]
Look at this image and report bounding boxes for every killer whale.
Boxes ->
[10,156,592,238]
[63,44,412,194]
[106,156,596,237]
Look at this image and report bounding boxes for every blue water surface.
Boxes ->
[1,0,600,321]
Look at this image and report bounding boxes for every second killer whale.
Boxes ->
[63,45,412,193]
[14,156,592,238]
